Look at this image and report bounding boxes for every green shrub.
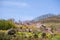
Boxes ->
[0,20,16,30]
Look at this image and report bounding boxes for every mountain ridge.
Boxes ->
[31,14,60,23]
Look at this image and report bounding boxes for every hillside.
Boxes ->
[32,14,60,23]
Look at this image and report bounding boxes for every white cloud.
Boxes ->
[19,16,34,21]
[0,1,29,7]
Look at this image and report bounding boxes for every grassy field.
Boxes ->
[0,20,60,40]
[0,29,60,40]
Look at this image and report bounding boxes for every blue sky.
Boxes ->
[0,0,60,21]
